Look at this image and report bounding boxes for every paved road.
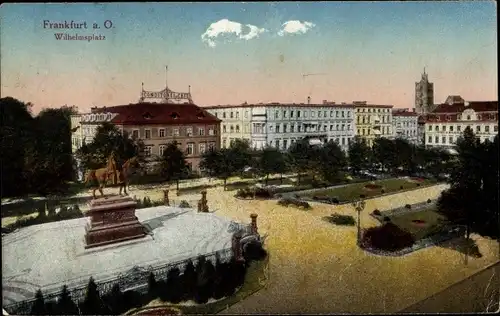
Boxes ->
[400,261,500,313]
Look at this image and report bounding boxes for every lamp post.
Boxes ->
[351,198,366,244]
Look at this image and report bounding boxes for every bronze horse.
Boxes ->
[84,155,140,199]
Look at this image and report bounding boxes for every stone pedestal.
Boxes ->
[163,189,170,206]
[232,233,244,262]
[85,195,147,249]
[250,213,258,234]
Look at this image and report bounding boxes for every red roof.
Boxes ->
[432,101,498,114]
[392,109,418,117]
[92,102,221,125]
[203,103,356,109]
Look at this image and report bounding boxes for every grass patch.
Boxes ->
[386,208,447,240]
[127,255,269,315]
[299,178,437,203]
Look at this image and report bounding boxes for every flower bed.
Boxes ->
[277,197,311,210]
[364,183,383,190]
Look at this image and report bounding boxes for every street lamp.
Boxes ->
[351,198,366,244]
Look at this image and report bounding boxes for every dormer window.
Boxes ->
[196,112,206,119]
[143,112,153,120]
[446,115,451,121]
[467,115,471,120]
[170,112,179,119]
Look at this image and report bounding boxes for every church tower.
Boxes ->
[414,68,435,115]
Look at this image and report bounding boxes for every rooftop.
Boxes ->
[432,101,498,114]
[2,206,240,304]
[90,102,220,125]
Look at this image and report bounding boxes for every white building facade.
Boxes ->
[424,101,498,149]
[205,101,356,152]
[392,108,419,144]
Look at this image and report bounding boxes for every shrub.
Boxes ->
[243,241,267,262]
[373,209,381,216]
[254,188,272,199]
[179,200,191,208]
[359,194,366,199]
[381,189,385,194]
[399,185,404,190]
[427,199,432,203]
[327,214,355,226]
[383,216,391,222]
[361,222,415,251]
[416,183,421,187]
[278,198,294,207]
[405,204,412,209]
[277,198,310,209]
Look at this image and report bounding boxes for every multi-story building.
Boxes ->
[71,80,220,172]
[392,108,419,144]
[353,102,393,147]
[205,100,356,152]
[424,101,498,150]
[204,103,253,148]
[415,69,436,115]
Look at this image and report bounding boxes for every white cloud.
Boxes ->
[277,20,316,36]
[201,19,267,47]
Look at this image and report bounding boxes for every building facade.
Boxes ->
[415,69,435,115]
[205,101,356,152]
[353,102,393,147]
[424,101,498,149]
[392,108,419,144]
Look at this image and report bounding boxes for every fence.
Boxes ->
[4,247,234,315]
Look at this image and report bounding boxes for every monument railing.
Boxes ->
[4,247,234,315]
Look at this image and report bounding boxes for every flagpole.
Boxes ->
[165,65,168,103]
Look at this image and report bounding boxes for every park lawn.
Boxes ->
[127,256,269,315]
[300,178,437,203]
[387,208,448,240]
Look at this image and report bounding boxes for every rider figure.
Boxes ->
[107,151,119,185]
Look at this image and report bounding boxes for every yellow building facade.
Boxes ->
[353,102,393,147]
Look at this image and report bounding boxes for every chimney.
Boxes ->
[307,96,311,104]
[323,100,328,104]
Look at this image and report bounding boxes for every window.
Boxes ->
[244,111,248,119]
[485,126,490,133]
[275,111,279,119]
[324,111,327,117]
[186,127,193,136]
[318,111,322,118]
[435,125,438,131]
[428,136,432,143]
[144,129,151,139]
[223,112,226,118]
[450,126,454,132]
[435,136,439,143]
[223,125,227,133]
[347,112,351,118]
[341,124,345,131]
[336,111,339,118]
[341,111,345,118]
[283,111,287,118]
[215,112,218,118]
[304,111,308,118]
[311,111,315,118]
[283,139,288,149]
[236,125,240,133]
[449,137,453,144]
[341,138,345,145]
[159,128,165,137]
[236,112,239,119]
[209,128,215,136]
[276,124,280,133]
[173,128,179,137]
[467,115,471,120]
[199,143,206,154]
[283,124,288,133]
[290,124,295,133]
[347,124,351,130]
[458,126,462,132]
[230,112,234,118]
[209,142,216,150]
[186,143,194,155]
[291,111,294,118]
[144,146,152,157]
[132,129,139,139]
[275,139,280,149]
[297,111,301,118]
[269,125,274,133]
[442,125,446,131]
[199,127,205,136]
[330,111,334,117]
[298,125,302,132]
[442,136,446,144]
[230,125,234,132]
[476,126,481,133]
[159,145,166,156]
[336,124,339,131]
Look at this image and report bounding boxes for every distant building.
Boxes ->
[415,69,435,115]
[353,101,393,147]
[424,101,498,150]
[205,99,356,152]
[392,108,419,144]
[71,77,221,172]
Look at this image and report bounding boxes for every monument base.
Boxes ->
[85,195,147,249]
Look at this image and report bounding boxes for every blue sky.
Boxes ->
[0,2,497,112]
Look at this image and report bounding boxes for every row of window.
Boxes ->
[427,124,498,133]
[222,124,249,134]
[357,115,391,124]
[358,126,391,136]
[395,121,417,127]
[133,126,216,139]
[356,108,391,113]
[144,141,217,157]
[274,109,353,119]
[215,110,249,119]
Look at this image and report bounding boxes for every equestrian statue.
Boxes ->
[84,152,140,199]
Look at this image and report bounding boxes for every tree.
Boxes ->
[147,272,158,302]
[393,138,413,174]
[199,148,235,190]
[165,267,182,303]
[212,256,225,300]
[287,139,312,185]
[228,139,253,172]
[81,277,107,314]
[317,140,347,183]
[30,289,47,315]
[75,122,144,172]
[347,136,371,174]
[180,260,197,301]
[372,137,396,172]
[55,285,79,315]
[105,283,125,315]
[159,141,189,191]
[259,147,287,185]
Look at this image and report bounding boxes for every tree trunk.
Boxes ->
[176,179,179,191]
[297,174,301,185]
[280,173,283,184]
[223,178,227,191]
[265,174,269,186]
